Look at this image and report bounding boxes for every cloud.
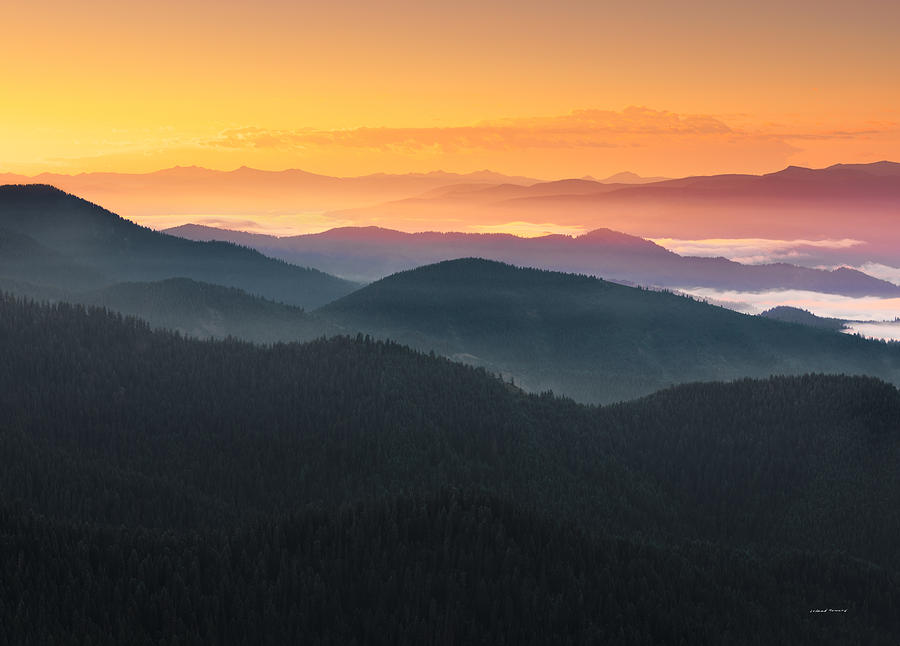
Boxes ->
[24,105,898,178]
[650,237,864,264]
[775,129,889,141]
[849,263,900,286]
[676,287,900,323]
[138,212,355,236]
[843,322,900,341]
[203,106,736,154]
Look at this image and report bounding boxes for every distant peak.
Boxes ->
[576,228,659,248]
[775,165,814,174]
[600,171,671,184]
[0,183,67,195]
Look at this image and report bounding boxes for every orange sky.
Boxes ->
[3,0,899,178]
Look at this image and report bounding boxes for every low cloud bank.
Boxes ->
[651,237,864,264]
[677,286,900,325]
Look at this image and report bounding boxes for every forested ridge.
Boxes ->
[320,258,900,402]
[1,293,899,643]
[0,185,357,308]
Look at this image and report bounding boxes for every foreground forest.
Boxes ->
[1,294,898,644]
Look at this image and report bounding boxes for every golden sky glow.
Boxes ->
[3,0,899,177]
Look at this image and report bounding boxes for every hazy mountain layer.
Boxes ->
[326,161,900,261]
[318,258,900,403]
[0,184,357,308]
[0,165,540,222]
[167,221,900,295]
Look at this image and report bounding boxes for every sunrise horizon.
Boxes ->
[5,0,900,180]
[4,155,900,181]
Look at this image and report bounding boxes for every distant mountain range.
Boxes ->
[600,171,671,183]
[326,161,900,261]
[0,185,357,309]
[0,166,541,222]
[165,222,900,297]
[6,163,899,266]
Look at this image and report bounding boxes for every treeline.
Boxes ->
[2,493,896,646]
[1,293,899,643]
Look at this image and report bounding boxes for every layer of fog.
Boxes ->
[842,322,900,342]
[853,263,900,286]
[650,237,865,265]
[675,287,900,341]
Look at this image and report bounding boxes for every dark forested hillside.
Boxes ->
[1,293,899,643]
[0,273,335,344]
[81,277,336,342]
[0,184,357,308]
[319,258,900,403]
[4,494,896,646]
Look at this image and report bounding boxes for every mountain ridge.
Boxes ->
[323,161,900,254]
[165,221,900,296]
[0,184,357,308]
[317,258,900,403]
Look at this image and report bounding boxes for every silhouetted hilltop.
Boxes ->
[760,305,847,331]
[0,184,357,308]
[319,258,900,402]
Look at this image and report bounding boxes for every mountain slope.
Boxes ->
[0,184,357,308]
[318,258,900,403]
[83,278,336,342]
[0,227,104,289]
[3,292,900,561]
[1,294,899,643]
[166,222,900,296]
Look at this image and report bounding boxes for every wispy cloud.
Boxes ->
[678,287,900,323]
[651,237,865,264]
[142,212,354,236]
[843,322,900,341]
[202,108,900,157]
[17,106,899,178]
[850,263,900,286]
[203,107,735,153]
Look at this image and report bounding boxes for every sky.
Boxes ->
[3,0,900,178]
